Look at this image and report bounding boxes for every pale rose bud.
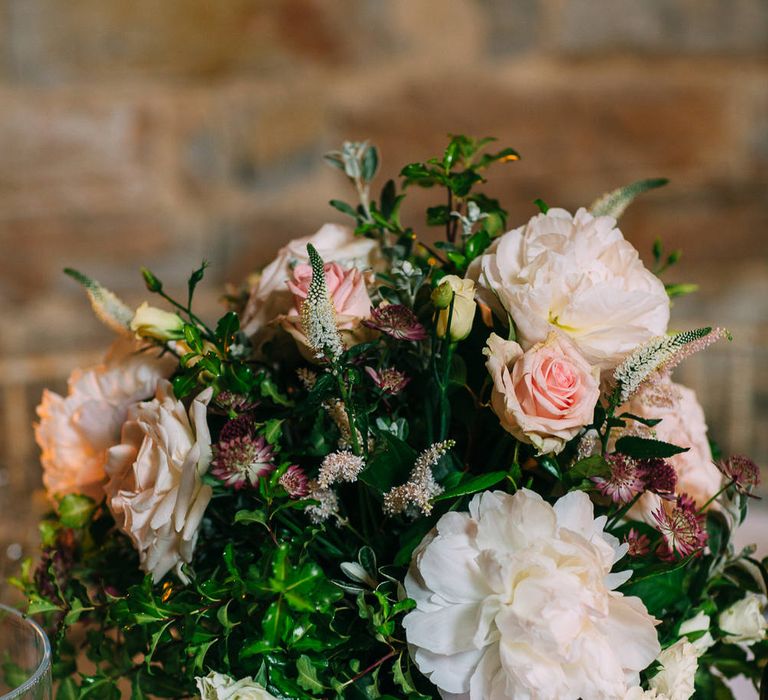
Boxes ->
[719,593,768,645]
[433,275,477,341]
[195,671,277,699]
[678,611,715,654]
[130,302,185,341]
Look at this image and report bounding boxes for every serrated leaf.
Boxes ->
[64,268,133,335]
[589,177,669,219]
[615,436,689,459]
[296,655,324,694]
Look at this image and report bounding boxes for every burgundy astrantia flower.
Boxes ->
[718,455,760,494]
[279,465,309,499]
[212,417,276,489]
[365,366,411,395]
[642,458,678,500]
[363,304,427,341]
[625,528,651,558]
[653,494,708,558]
[592,454,645,504]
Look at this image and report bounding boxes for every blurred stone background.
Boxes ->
[0,0,766,600]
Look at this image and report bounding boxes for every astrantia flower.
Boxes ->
[593,454,646,504]
[472,207,670,369]
[717,455,760,494]
[212,391,258,416]
[104,381,213,584]
[642,458,678,500]
[652,496,707,558]
[211,419,276,489]
[403,489,660,699]
[625,528,651,557]
[279,465,309,499]
[648,640,698,700]
[363,303,427,341]
[365,366,410,395]
[196,670,277,699]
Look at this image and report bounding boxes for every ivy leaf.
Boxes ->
[296,655,324,694]
[615,436,689,459]
[433,471,507,502]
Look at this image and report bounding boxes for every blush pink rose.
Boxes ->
[484,330,600,454]
[277,261,374,358]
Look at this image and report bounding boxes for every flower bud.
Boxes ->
[719,593,768,645]
[433,276,477,341]
[141,267,163,293]
[130,302,185,341]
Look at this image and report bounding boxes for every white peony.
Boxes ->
[196,671,276,699]
[104,381,213,584]
[402,488,660,700]
[241,223,380,337]
[719,593,768,645]
[678,611,715,655]
[472,208,669,369]
[648,640,698,700]
[35,339,172,502]
[624,688,668,699]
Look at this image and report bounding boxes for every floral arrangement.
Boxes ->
[14,135,767,699]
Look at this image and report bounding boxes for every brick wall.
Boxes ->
[0,0,766,562]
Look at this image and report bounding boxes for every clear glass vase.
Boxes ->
[0,604,52,699]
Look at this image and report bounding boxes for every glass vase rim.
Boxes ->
[0,603,52,699]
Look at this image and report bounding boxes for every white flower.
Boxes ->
[35,339,172,502]
[402,489,660,700]
[648,640,698,700]
[241,223,380,337]
[472,208,669,369]
[196,671,276,699]
[130,302,185,341]
[719,593,768,645]
[104,381,213,584]
[678,611,715,654]
[624,688,668,699]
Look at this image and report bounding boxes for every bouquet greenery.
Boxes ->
[17,135,767,699]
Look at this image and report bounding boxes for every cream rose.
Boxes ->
[678,611,715,654]
[104,381,213,584]
[35,339,172,502]
[648,640,698,700]
[473,208,670,369]
[624,379,722,522]
[277,260,374,357]
[241,223,380,337]
[484,331,600,454]
[403,489,660,700]
[433,275,477,341]
[196,671,276,700]
[718,593,768,645]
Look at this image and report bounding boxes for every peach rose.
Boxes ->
[624,378,722,522]
[277,260,374,359]
[484,331,600,454]
[104,381,213,584]
[241,223,380,338]
[35,339,173,502]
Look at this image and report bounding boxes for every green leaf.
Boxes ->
[361,145,379,182]
[433,471,507,501]
[537,455,562,480]
[426,205,451,226]
[64,268,133,334]
[360,433,418,493]
[234,509,269,530]
[296,655,324,694]
[56,678,80,700]
[533,198,549,213]
[615,436,690,459]
[589,177,669,219]
[58,494,97,528]
[621,560,690,616]
[329,199,358,218]
[215,311,240,347]
[263,418,283,445]
[618,412,662,428]
[464,229,491,260]
[568,455,611,480]
[172,372,199,399]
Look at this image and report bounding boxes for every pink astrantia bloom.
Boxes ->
[363,304,427,341]
[653,495,708,558]
[279,465,309,499]
[625,528,651,558]
[365,366,410,395]
[593,454,646,505]
[212,417,276,489]
[717,455,760,494]
[642,458,678,500]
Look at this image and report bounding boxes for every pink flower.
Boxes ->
[593,454,646,504]
[653,494,708,559]
[365,367,410,395]
[212,417,276,489]
[717,455,760,494]
[277,261,374,359]
[279,466,309,499]
[625,528,651,557]
[484,330,600,454]
[363,304,427,341]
